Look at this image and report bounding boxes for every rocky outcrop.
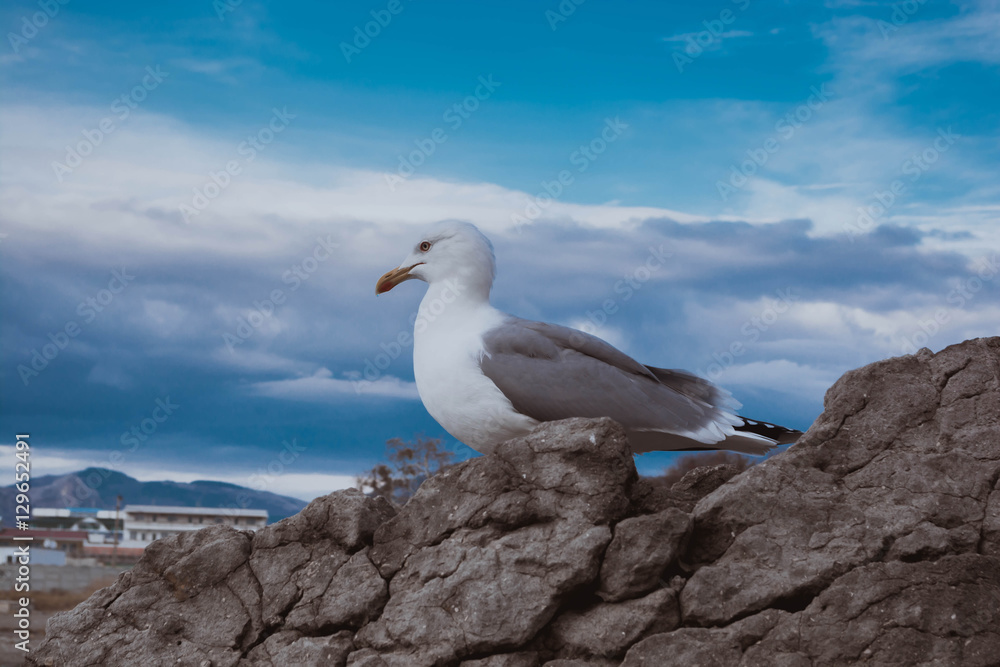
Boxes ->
[29,337,1000,666]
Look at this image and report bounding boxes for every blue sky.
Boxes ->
[2,0,998,501]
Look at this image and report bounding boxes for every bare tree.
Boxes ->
[357,436,455,505]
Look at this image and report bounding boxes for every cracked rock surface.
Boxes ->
[29,338,1000,666]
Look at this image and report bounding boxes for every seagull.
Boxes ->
[375,221,801,456]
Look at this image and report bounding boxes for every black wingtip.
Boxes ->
[735,416,802,445]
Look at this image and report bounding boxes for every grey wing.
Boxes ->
[643,365,736,410]
[479,317,739,442]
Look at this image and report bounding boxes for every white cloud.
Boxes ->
[0,445,100,478]
[718,359,842,403]
[210,348,316,374]
[169,57,261,84]
[692,3,1000,240]
[3,98,988,271]
[85,364,134,390]
[821,3,1000,75]
[250,367,420,401]
[0,103,708,263]
[662,29,753,43]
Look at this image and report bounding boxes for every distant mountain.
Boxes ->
[0,468,308,526]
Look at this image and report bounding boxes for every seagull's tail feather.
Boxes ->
[627,429,774,455]
[628,418,801,456]
[637,365,803,455]
[628,428,789,456]
[733,416,802,446]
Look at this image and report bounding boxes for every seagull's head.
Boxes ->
[376,221,497,298]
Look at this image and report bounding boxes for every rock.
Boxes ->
[597,508,690,602]
[625,461,742,517]
[242,630,354,666]
[745,553,1000,666]
[671,463,743,496]
[626,476,698,514]
[356,522,611,665]
[542,587,679,659]
[622,609,788,666]
[460,653,540,667]
[681,337,1000,627]
[29,491,394,667]
[29,338,1000,667]
[355,418,633,666]
[283,548,388,633]
[982,474,1000,557]
[369,418,635,579]
[624,555,1000,666]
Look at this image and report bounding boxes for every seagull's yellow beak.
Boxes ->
[375,263,421,295]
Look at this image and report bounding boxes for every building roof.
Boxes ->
[124,505,268,518]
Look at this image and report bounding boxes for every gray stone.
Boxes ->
[242,629,354,666]
[747,554,1000,666]
[370,418,635,578]
[28,492,392,667]
[544,587,679,659]
[681,338,1000,626]
[284,548,388,633]
[358,522,611,664]
[461,652,540,667]
[621,609,787,666]
[982,475,1000,557]
[253,487,396,552]
[598,508,690,602]
[672,463,743,496]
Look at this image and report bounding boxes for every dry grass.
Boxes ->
[0,579,116,612]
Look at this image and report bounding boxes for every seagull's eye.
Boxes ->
[419,241,432,252]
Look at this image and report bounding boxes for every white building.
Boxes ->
[32,507,121,531]
[119,505,268,549]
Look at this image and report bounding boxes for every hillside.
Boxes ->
[0,468,308,525]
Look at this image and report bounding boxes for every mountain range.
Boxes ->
[0,468,308,526]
